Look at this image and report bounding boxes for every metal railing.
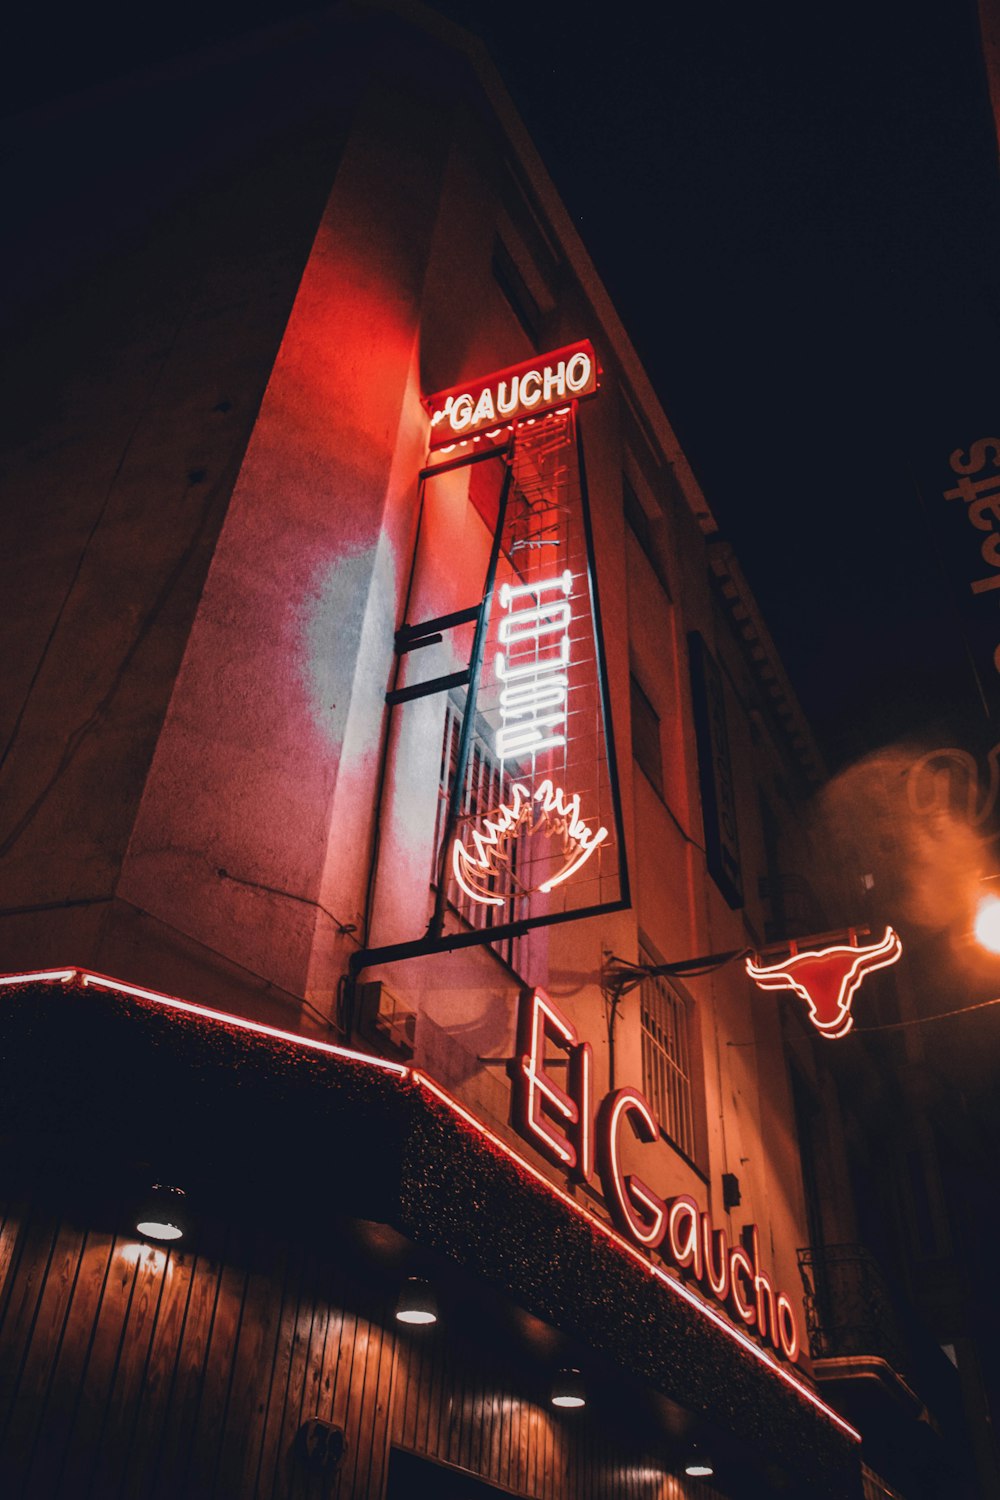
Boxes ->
[797,1243,961,1425]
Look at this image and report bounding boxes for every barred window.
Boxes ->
[639,955,695,1158]
[434,694,524,972]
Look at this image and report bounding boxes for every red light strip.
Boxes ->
[0,968,409,1075]
[0,969,78,986]
[0,968,858,1441]
[411,1070,861,1443]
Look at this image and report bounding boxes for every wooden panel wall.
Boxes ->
[0,1199,715,1500]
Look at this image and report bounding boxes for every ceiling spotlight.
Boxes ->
[551,1368,586,1409]
[395,1277,438,1326]
[684,1451,715,1478]
[135,1184,188,1243]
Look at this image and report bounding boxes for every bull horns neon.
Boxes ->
[745,927,902,1039]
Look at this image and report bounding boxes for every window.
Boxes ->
[492,237,541,344]
[630,673,663,796]
[434,694,524,972]
[623,474,671,595]
[639,956,695,1159]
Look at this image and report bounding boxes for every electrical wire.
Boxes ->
[853,994,1000,1032]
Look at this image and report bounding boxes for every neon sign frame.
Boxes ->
[349,347,629,976]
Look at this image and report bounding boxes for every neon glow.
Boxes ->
[0,970,856,1439]
[667,1195,703,1279]
[745,927,903,1039]
[414,1072,858,1440]
[425,342,598,449]
[598,1088,667,1247]
[510,988,591,1179]
[452,779,608,907]
[496,571,573,761]
[513,992,802,1363]
[71,971,411,1073]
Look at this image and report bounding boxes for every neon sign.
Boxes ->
[452,778,608,906]
[496,572,573,760]
[437,368,611,912]
[425,341,598,450]
[509,987,801,1362]
[745,927,902,1039]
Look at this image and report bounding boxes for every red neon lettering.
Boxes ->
[729,1245,756,1326]
[597,1088,666,1248]
[777,1293,800,1362]
[511,988,590,1180]
[701,1214,730,1300]
[745,1225,776,1345]
[667,1196,703,1280]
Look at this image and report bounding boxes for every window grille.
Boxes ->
[639,957,695,1158]
[435,695,525,972]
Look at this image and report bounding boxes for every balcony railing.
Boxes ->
[797,1242,961,1426]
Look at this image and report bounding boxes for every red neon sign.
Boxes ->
[510,988,801,1362]
[1,970,852,1434]
[424,340,598,450]
[510,986,592,1181]
[745,927,902,1039]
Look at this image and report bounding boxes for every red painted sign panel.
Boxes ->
[425,340,599,449]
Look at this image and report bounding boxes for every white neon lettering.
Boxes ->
[449,393,474,431]
[499,675,569,716]
[565,351,591,392]
[498,601,571,646]
[495,636,570,681]
[543,362,566,402]
[496,378,519,415]
[499,571,572,607]
[519,370,542,408]
[496,718,567,760]
[472,388,496,426]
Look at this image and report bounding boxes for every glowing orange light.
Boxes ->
[974,893,1000,953]
[745,927,902,1039]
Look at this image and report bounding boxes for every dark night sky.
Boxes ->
[5,0,1000,769]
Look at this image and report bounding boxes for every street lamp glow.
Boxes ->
[974,893,1000,954]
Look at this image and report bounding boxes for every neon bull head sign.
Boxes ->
[745,927,902,1039]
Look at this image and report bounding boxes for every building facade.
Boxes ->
[0,4,985,1496]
